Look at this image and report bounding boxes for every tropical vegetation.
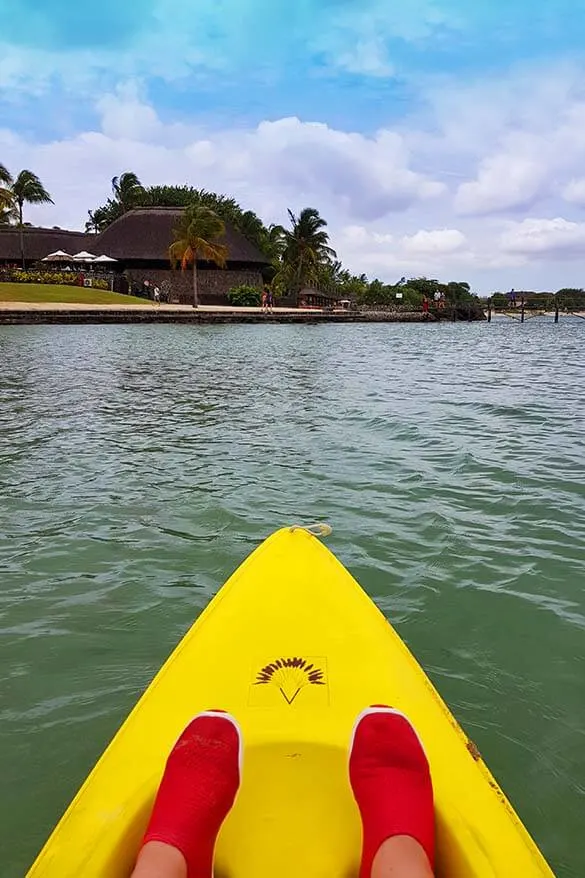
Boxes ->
[0,166,53,267]
[86,172,145,231]
[272,208,336,298]
[83,172,480,307]
[0,269,109,289]
[490,288,585,311]
[0,163,492,309]
[168,205,229,307]
[227,285,262,307]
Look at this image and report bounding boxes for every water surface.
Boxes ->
[1,321,584,876]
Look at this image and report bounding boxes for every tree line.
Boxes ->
[490,290,585,310]
[9,164,567,312]
[83,172,483,308]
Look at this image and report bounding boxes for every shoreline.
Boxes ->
[1,302,582,325]
[0,303,449,325]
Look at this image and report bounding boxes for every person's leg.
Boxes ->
[131,711,241,878]
[132,841,187,878]
[371,836,434,877]
[349,707,435,878]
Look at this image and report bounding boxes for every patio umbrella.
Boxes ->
[73,251,97,262]
[42,250,75,262]
[93,254,118,263]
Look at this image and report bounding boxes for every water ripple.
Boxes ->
[0,322,584,876]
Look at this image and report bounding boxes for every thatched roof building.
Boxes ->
[0,227,90,264]
[0,207,269,305]
[94,207,267,269]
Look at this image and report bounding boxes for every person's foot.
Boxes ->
[141,711,242,877]
[349,707,435,878]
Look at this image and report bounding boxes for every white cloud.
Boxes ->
[7,65,585,292]
[0,91,446,233]
[336,224,473,279]
[500,217,585,258]
[312,0,463,77]
[0,0,465,97]
[562,178,585,206]
[336,39,395,78]
[455,151,546,215]
[402,228,466,254]
[418,63,585,217]
[96,83,162,141]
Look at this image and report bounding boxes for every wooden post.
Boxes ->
[554,298,559,323]
[487,299,492,322]
[521,296,525,323]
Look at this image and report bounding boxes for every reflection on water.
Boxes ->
[0,321,584,876]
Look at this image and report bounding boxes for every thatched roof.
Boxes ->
[95,207,269,265]
[0,207,269,267]
[0,227,91,261]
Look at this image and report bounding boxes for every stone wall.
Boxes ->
[123,268,263,305]
[0,309,442,325]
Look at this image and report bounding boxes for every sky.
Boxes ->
[2,0,585,292]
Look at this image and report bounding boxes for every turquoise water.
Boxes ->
[1,321,584,876]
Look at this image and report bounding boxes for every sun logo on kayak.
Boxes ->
[255,657,326,705]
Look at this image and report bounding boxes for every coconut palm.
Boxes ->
[111,172,145,213]
[169,205,229,308]
[1,168,54,267]
[0,205,18,225]
[262,223,286,262]
[0,163,14,214]
[278,208,337,301]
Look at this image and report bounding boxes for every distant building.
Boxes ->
[297,287,342,308]
[0,207,269,305]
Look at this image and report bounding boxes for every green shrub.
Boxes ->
[0,270,111,290]
[227,284,262,307]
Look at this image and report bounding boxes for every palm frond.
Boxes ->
[0,163,13,185]
[12,170,53,205]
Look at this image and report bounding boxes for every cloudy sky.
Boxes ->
[2,0,585,292]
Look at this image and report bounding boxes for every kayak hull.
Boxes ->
[27,527,554,877]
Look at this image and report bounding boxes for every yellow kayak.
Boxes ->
[28,526,553,877]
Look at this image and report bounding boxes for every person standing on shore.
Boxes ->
[261,288,268,312]
[266,287,274,313]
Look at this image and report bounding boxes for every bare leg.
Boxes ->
[131,841,187,878]
[372,835,434,877]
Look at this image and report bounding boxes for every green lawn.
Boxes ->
[0,283,149,306]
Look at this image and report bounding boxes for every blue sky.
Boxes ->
[3,0,585,291]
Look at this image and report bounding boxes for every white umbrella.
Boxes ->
[73,250,97,261]
[42,250,74,262]
[93,254,118,263]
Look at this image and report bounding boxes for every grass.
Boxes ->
[0,283,150,306]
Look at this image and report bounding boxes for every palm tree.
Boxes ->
[0,205,18,225]
[0,163,14,215]
[111,172,145,213]
[262,223,286,261]
[1,168,54,267]
[278,208,337,302]
[85,206,112,233]
[169,206,229,308]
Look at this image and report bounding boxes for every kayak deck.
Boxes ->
[27,527,553,877]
